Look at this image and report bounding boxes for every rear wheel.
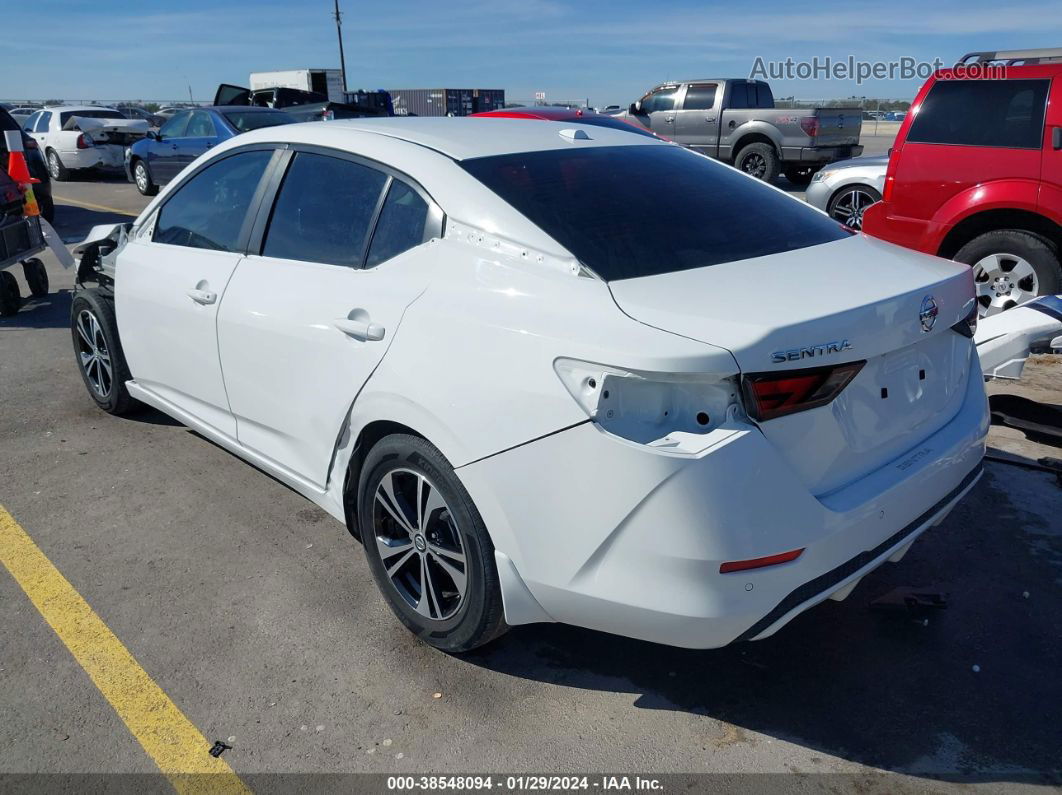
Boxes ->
[132,159,158,196]
[0,271,20,316]
[826,184,881,231]
[70,290,140,415]
[22,258,48,298]
[47,149,69,181]
[358,434,507,652]
[783,165,817,186]
[954,230,1061,317]
[734,142,779,183]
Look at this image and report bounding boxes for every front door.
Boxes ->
[116,148,278,437]
[150,110,191,182]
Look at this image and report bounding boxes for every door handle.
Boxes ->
[186,288,217,305]
[706,117,716,123]
[664,116,674,123]
[1054,127,1062,150]
[333,317,385,341]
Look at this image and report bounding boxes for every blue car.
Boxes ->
[125,105,294,195]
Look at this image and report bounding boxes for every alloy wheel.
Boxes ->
[972,253,1039,316]
[75,309,112,398]
[48,152,61,180]
[742,153,767,179]
[829,187,878,230]
[372,468,467,621]
[135,162,148,192]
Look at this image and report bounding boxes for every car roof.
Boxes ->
[235,116,664,161]
[42,105,120,113]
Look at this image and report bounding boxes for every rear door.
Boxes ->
[174,110,218,171]
[116,147,279,437]
[217,149,442,486]
[672,82,720,152]
[1038,75,1062,224]
[890,77,1049,234]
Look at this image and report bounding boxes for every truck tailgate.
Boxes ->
[812,109,861,146]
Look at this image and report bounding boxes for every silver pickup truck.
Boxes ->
[616,79,863,184]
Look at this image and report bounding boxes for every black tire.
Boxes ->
[734,142,780,182]
[46,149,69,181]
[0,270,20,317]
[954,230,1061,315]
[70,290,140,415]
[22,258,48,298]
[826,184,882,231]
[783,165,817,186]
[358,434,507,652]
[37,190,55,223]
[132,159,158,196]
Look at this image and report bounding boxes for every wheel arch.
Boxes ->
[731,131,780,159]
[937,208,1062,260]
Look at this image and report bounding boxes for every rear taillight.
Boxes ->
[799,117,819,137]
[952,299,978,338]
[882,174,895,201]
[76,133,93,149]
[742,361,865,422]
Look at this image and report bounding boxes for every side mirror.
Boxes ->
[148,130,160,141]
[630,101,643,114]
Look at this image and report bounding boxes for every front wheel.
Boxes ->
[358,434,507,652]
[826,184,881,231]
[0,270,20,316]
[132,159,158,196]
[954,230,1061,317]
[70,290,140,415]
[734,142,780,182]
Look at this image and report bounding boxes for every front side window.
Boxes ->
[159,111,190,139]
[461,144,850,281]
[683,84,718,110]
[185,111,216,138]
[262,152,387,266]
[907,79,1049,149]
[155,150,272,251]
[640,87,678,113]
[365,180,429,268]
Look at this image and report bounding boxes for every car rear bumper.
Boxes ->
[457,345,988,649]
[782,144,863,163]
[861,202,942,255]
[60,144,126,172]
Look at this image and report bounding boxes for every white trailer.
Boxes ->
[249,69,345,103]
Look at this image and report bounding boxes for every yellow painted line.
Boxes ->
[53,195,139,216]
[0,504,250,795]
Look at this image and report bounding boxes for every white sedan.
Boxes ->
[22,105,148,180]
[70,118,988,652]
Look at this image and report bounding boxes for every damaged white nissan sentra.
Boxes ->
[70,118,989,652]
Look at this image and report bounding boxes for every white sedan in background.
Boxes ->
[70,119,987,652]
[805,154,888,231]
[22,105,148,180]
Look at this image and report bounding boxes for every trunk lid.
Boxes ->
[608,234,977,495]
[66,116,149,146]
[810,107,862,146]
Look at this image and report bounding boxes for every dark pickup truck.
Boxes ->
[213,84,393,123]
[615,79,863,184]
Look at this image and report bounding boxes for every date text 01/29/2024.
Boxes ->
[386,775,664,790]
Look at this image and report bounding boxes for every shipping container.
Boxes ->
[388,88,506,117]
[251,70,346,103]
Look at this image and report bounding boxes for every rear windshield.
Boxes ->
[223,110,295,132]
[460,145,850,280]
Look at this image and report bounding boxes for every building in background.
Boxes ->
[388,88,505,117]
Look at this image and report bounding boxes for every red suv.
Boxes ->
[863,48,1062,315]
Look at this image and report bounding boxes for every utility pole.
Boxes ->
[333,0,347,93]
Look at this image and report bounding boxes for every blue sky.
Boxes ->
[5,0,1062,105]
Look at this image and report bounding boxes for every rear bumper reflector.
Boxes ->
[720,548,804,574]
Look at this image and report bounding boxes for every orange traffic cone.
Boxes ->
[5,147,41,217]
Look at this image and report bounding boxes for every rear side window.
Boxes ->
[35,112,51,132]
[185,111,216,138]
[366,180,429,267]
[262,152,387,266]
[155,150,272,251]
[683,84,717,110]
[461,145,850,281]
[907,79,1049,149]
